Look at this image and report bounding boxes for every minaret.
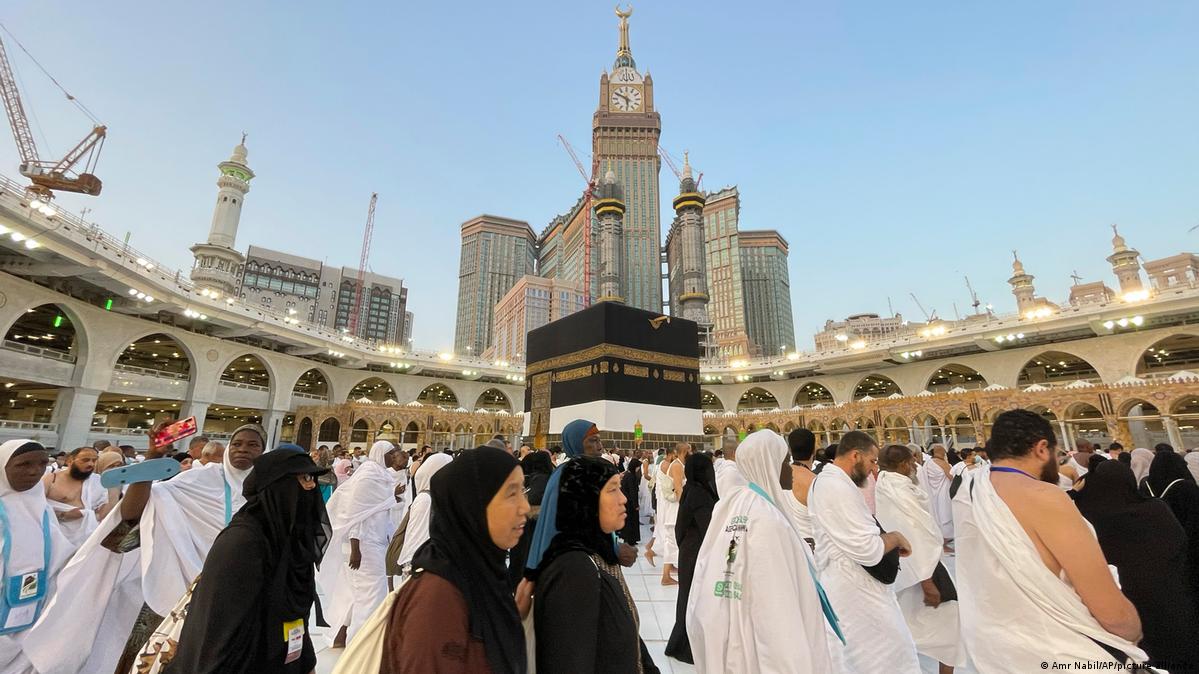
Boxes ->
[1008,250,1037,315]
[1106,224,1145,297]
[190,136,254,296]
[670,152,710,323]
[593,166,625,303]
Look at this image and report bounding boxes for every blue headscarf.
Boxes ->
[525,419,609,576]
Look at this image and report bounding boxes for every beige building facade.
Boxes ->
[484,275,586,363]
[455,215,538,356]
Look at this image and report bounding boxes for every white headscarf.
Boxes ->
[1130,448,1154,484]
[1186,451,1199,484]
[736,430,789,506]
[368,440,394,469]
[414,452,453,493]
[0,439,52,575]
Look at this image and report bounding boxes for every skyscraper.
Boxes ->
[739,230,795,357]
[702,187,750,358]
[485,275,586,363]
[591,7,662,312]
[455,215,538,356]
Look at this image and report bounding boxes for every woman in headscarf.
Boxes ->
[163,446,330,674]
[523,419,602,577]
[618,457,643,545]
[310,446,336,501]
[1140,450,1199,599]
[532,455,651,673]
[521,450,555,507]
[1072,460,1199,669]
[382,446,528,673]
[665,452,720,664]
[320,440,402,647]
[395,452,454,573]
[1130,447,1154,486]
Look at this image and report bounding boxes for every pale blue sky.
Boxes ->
[3,2,1197,351]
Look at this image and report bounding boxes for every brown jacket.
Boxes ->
[382,572,492,674]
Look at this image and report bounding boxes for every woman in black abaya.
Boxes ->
[664,452,720,664]
[165,446,331,674]
[618,457,643,545]
[1141,450,1199,600]
[1073,460,1199,670]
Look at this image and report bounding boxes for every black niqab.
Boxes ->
[1145,451,1197,497]
[540,456,621,569]
[411,447,525,674]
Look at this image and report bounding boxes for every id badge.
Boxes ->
[283,619,305,664]
[5,571,42,605]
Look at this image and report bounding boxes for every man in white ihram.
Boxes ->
[875,444,967,673]
[321,439,403,647]
[687,429,837,673]
[808,430,920,674]
[954,409,1146,671]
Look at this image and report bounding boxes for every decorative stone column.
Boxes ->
[53,387,101,450]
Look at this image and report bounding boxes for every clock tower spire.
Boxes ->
[593,5,661,313]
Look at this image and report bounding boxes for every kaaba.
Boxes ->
[523,301,701,446]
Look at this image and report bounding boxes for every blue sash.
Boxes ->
[0,501,52,635]
[747,481,845,643]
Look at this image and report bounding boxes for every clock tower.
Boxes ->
[593,6,662,313]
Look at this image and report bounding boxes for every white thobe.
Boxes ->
[714,459,748,498]
[874,471,967,667]
[652,461,681,565]
[27,452,250,674]
[395,454,453,572]
[951,469,1147,672]
[809,464,920,674]
[687,482,834,673]
[918,460,954,540]
[319,442,396,643]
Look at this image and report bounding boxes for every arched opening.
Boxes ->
[926,363,987,392]
[430,420,451,450]
[1171,397,1199,448]
[348,377,396,403]
[296,417,313,449]
[220,354,272,391]
[828,418,850,443]
[882,415,909,444]
[474,389,512,413]
[853,374,900,400]
[1136,334,1199,378]
[403,421,420,446]
[807,419,829,447]
[351,418,370,444]
[318,417,341,444]
[793,382,834,407]
[945,411,977,446]
[454,423,472,450]
[1064,402,1109,447]
[701,390,723,411]
[1018,351,1100,387]
[280,414,296,443]
[116,333,192,381]
[737,387,779,412]
[3,303,81,361]
[204,404,265,436]
[418,384,459,408]
[912,413,943,447]
[1119,399,1164,449]
[292,368,330,402]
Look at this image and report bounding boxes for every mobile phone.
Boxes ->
[153,416,198,447]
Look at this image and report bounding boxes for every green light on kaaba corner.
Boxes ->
[53,315,63,328]
[104,298,114,311]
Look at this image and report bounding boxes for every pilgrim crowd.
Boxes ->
[1,409,1198,673]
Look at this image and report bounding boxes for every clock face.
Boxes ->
[610,85,642,112]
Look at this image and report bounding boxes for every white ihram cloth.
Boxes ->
[918,460,954,540]
[652,460,681,565]
[395,453,453,571]
[952,469,1147,672]
[784,490,813,541]
[45,472,108,551]
[687,430,834,674]
[386,466,411,529]
[25,445,251,674]
[320,440,397,642]
[809,464,920,674]
[874,470,967,667]
[0,440,73,674]
[714,458,748,498]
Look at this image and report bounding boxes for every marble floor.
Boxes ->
[315,525,975,673]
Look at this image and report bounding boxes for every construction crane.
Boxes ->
[0,30,106,198]
[347,193,378,336]
[557,134,598,304]
[658,146,702,190]
[909,292,938,322]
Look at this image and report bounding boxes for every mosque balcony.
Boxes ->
[0,420,58,447]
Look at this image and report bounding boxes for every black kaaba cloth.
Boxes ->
[524,302,700,417]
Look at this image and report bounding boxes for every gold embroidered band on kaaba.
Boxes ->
[526,342,700,377]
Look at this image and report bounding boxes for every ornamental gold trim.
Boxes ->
[625,365,649,378]
[552,365,594,383]
[526,342,699,376]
